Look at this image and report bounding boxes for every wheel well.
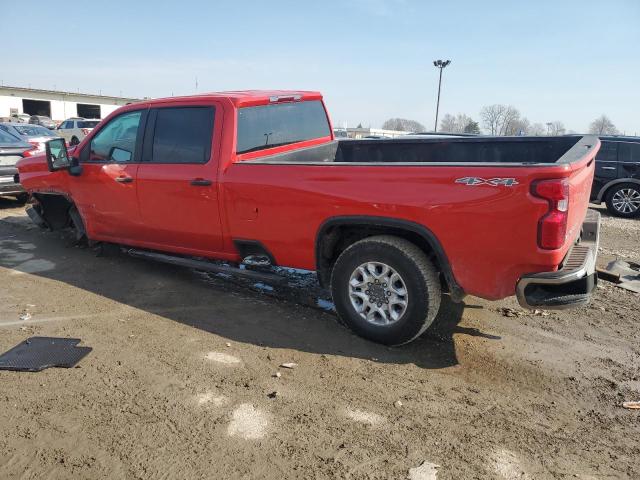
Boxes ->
[32,193,74,230]
[599,179,640,203]
[315,218,463,299]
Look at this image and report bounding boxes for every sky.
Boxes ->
[2,0,639,134]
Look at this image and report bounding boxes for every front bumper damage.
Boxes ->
[516,209,600,310]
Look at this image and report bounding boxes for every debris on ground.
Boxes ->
[394,400,403,408]
[599,260,640,293]
[280,362,297,369]
[498,307,524,318]
[0,337,92,372]
[18,312,32,322]
[408,461,440,480]
[273,372,281,378]
[267,391,278,399]
[225,342,231,347]
[622,401,640,410]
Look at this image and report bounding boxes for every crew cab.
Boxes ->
[16,91,601,345]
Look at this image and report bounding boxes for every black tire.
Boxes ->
[330,235,441,346]
[14,193,29,204]
[70,136,79,146]
[605,182,640,218]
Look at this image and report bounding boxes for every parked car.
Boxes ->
[589,136,640,218]
[0,122,60,155]
[0,128,38,203]
[29,115,56,130]
[56,118,101,145]
[10,113,31,123]
[17,91,600,345]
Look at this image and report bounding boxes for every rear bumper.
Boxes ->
[516,209,600,310]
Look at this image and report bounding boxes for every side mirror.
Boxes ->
[45,138,71,172]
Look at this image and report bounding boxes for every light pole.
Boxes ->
[433,59,451,132]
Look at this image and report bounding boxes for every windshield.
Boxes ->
[78,120,100,128]
[14,125,56,137]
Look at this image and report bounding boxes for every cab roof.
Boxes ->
[139,90,323,108]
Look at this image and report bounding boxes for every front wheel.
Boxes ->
[605,183,640,218]
[70,136,80,146]
[14,193,30,204]
[330,235,442,345]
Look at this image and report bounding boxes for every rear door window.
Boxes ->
[236,100,330,154]
[596,141,618,162]
[148,107,215,164]
[618,142,640,163]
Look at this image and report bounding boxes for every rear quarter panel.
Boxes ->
[221,158,595,300]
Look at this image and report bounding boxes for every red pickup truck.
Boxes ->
[16,91,601,345]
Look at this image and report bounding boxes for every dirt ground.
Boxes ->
[0,198,638,479]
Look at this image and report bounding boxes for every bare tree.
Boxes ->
[439,113,475,133]
[480,104,506,135]
[480,105,524,135]
[589,115,619,135]
[382,118,426,132]
[547,121,566,136]
[439,114,458,133]
[529,123,546,136]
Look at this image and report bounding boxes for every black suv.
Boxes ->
[591,136,640,218]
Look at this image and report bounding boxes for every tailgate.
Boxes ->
[565,137,600,246]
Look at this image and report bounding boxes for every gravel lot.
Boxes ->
[0,199,638,479]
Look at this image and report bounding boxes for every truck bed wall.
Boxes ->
[244,137,581,166]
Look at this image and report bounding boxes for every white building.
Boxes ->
[0,85,142,122]
[344,127,410,139]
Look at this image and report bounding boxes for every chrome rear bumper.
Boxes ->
[516,209,600,310]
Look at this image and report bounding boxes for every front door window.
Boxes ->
[89,111,142,162]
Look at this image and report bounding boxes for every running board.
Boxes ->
[126,249,286,284]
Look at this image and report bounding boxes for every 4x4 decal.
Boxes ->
[455,177,519,187]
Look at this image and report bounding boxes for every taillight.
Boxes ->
[28,140,44,151]
[532,178,569,250]
[22,145,39,157]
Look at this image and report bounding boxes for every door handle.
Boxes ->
[190,178,212,186]
[115,176,134,183]
[601,166,616,171]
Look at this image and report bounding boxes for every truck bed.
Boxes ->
[244,136,592,166]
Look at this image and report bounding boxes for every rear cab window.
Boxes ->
[236,100,330,156]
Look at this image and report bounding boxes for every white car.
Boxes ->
[10,113,31,123]
[56,117,101,145]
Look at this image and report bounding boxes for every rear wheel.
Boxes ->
[605,183,640,218]
[330,235,441,345]
[70,136,79,146]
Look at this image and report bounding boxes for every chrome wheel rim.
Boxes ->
[348,262,408,326]
[612,188,640,214]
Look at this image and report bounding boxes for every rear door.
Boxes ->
[618,141,640,181]
[136,103,223,254]
[592,140,618,198]
[72,109,146,240]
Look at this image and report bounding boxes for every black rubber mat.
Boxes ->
[0,337,92,372]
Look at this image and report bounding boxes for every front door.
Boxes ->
[136,104,224,255]
[71,109,145,241]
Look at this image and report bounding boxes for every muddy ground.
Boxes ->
[0,199,638,479]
